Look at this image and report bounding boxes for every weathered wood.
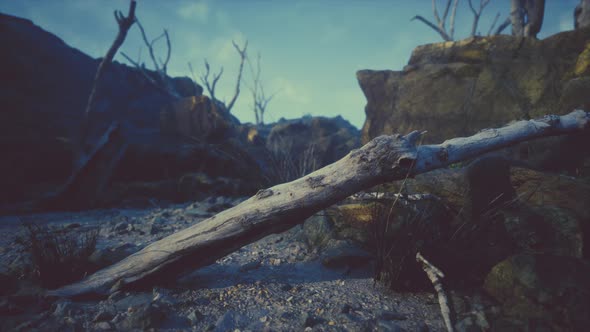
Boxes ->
[417,252,454,332]
[49,110,590,298]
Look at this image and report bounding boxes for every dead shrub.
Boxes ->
[264,142,319,185]
[369,193,448,291]
[15,221,99,289]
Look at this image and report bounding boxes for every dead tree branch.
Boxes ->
[247,52,278,125]
[467,0,492,37]
[80,0,136,147]
[196,40,248,112]
[412,0,459,41]
[49,110,590,298]
[494,17,512,35]
[486,11,511,36]
[417,252,454,332]
[225,40,248,113]
[198,59,224,105]
[510,0,545,38]
[122,18,178,99]
[414,0,513,40]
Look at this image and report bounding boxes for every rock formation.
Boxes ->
[358,27,590,145]
[0,13,260,207]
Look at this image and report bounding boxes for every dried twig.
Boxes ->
[80,0,136,147]
[247,52,278,125]
[225,40,248,112]
[468,0,492,37]
[195,40,248,112]
[412,0,459,41]
[494,17,512,35]
[416,252,454,332]
[123,17,178,98]
[199,59,224,104]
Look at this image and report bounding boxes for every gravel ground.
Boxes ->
[0,198,446,331]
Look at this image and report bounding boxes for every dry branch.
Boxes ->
[198,60,224,103]
[417,252,454,332]
[412,0,459,41]
[80,0,136,148]
[49,110,590,298]
[122,18,179,99]
[225,40,248,112]
[196,40,248,112]
[247,52,277,125]
[467,0,491,37]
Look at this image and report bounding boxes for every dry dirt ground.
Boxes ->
[0,198,445,331]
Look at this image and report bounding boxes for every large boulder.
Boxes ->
[358,28,590,145]
[263,115,360,182]
[160,95,239,141]
[484,254,590,331]
[511,167,590,258]
[376,158,590,287]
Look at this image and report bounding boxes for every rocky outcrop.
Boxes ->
[0,13,261,207]
[160,95,239,141]
[358,27,590,145]
[263,116,360,182]
[484,254,590,331]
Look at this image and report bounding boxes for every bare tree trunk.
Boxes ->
[510,0,545,38]
[524,0,544,37]
[575,0,590,29]
[511,0,526,36]
[49,110,590,298]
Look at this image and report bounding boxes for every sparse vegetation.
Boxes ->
[188,40,248,113]
[15,221,99,288]
[369,196,434,290]
[246,52,278,126]
[265,142,319,185]
[412,0,548,41]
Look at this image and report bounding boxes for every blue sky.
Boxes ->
[2,0,580,128]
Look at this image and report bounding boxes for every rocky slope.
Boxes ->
[0,13,361,210]
[0,13,261,207]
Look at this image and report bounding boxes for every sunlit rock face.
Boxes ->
[357,27,590,145]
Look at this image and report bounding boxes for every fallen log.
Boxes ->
[49,110,590,298]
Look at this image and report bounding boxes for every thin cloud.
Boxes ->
[177,1,209,23]
[272,77,312,106]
